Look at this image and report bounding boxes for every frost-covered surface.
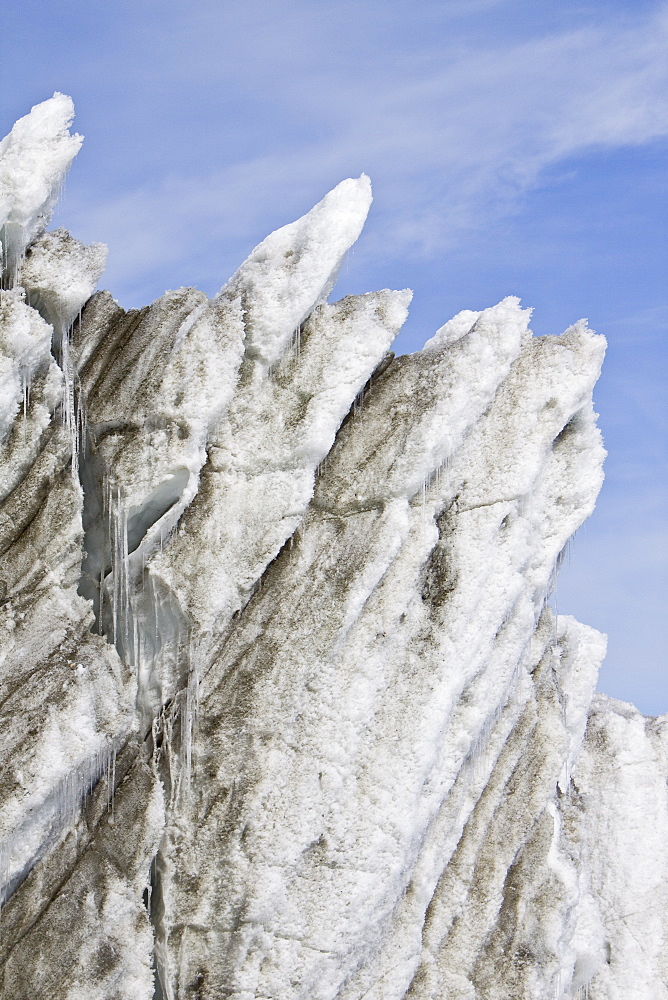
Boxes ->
[0,97,666,1000]
[20,227,107,338]
[0,94,82,286]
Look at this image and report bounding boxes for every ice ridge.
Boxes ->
[0,95,666,1000]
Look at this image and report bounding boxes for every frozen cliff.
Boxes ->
[0,94,666,1000]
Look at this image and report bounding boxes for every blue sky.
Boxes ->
[1,0,666,712]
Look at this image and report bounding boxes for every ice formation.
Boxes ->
[0,95,666,1000]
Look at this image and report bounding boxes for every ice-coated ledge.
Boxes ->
[0,95,666,1000]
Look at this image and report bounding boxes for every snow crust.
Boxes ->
[0,94,665,1000]
[0,289,56,444]
[572,697,668,999]
[20,228,107,338]
[218,174,373,368]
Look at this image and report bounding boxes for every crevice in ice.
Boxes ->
[132,578,193,733]
[144,853,168,1000]
[19,362,31,442]
[142,669,200,1000]
[239,526,302,614]
[77,436,193,716]
[553,413,580,448]
[126,469,190,555]
[455,495,519,514]
[312,498,387,518]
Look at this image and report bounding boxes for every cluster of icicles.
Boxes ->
[0,738,118,912]
[0,230,200,916]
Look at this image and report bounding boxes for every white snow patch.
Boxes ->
[0,93,82,284]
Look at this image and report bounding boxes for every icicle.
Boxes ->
[105,480,135,665]
[51,309,90,482]
[292,324,301,360]
[554,604,559,646]
[133,594,141,672]
[20,362,30,442]
[0,838,11,915]
[1,221,25,289]
[433,453,450,493]
[416,455,453,516]
[553,969,563,1000]
[559,758,572,799]
[180,637,198,804]
[121,502,131,658]
[98,563,105,635]
[0,740,120,912]
[59,320,78,478]
[76,377,87,461]
[153,576,160,656]
[111,485,119,645]
[471,702,503,782]
[107,746,112,813]
[110,746,117,822]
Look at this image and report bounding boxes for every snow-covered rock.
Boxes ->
[0,95,666,1000]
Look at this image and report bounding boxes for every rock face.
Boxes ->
[0,94,666,1000]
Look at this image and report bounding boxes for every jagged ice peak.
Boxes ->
[0,94,666,1000]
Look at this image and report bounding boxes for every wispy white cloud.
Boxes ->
[54,2,668,303]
